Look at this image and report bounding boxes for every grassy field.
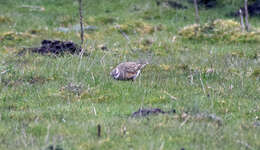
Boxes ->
[0,0,259,150]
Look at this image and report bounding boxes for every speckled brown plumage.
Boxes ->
[110,62,147,80]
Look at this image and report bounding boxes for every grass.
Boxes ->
[0,0,259,149]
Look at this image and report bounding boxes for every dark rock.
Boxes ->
[157,1,188,9]
[105,9,111,13]
[248,1,260,16]
[156,1,161,6]
[42,39,52,45]
[131,108,176,118]
[245,1,260,16]
[168,1,188,9]
[98,44,108,51]
[46,145,63,150]
[31,40,82,55]
[188,0,218,8]
[199,0,217,8]
[230,0,260,17]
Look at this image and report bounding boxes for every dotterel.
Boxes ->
[110,61,148,80]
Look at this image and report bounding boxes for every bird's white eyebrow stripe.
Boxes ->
[115,68,119,74]
[114,68,120,79]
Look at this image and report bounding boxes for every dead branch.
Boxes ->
[239,9,245,31]
[244,0,250,31]
[193,0,200,24]
[78,0,84,46]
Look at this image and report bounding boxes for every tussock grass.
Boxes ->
[179,19,260,42]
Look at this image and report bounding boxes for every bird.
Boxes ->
[110,61,148,80]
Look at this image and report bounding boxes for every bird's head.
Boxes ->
[110,68,120,79]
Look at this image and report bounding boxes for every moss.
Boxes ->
[109,20,155,34]
[179,19,260,43]
[0,16,12,24]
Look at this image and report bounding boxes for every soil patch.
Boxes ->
[29,40,82,55]
[131,108,176,117]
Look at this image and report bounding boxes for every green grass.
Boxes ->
[0,0,259,150]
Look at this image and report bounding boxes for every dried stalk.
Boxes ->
[163,90,177,100]
[193,0,200,24]
[78,0,84,46]
[239,9,245,31]
[199,73,206,96]
[244,0,250,31]
[97,124,101,137]
[77,0,87,73]
[180,116,190,128]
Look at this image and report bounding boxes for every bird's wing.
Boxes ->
[125,71,137,79]
[124,62,143,73]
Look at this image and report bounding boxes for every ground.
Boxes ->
[0,0,259,150]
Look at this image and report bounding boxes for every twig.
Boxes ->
[159,141,165,150]
[92,104,97,116]
[21,128,28,147]
[97,124,101,137]
[100,53,108,73]
[91,72,95,82]
[163,90,177,100]
[180,116,190,128]
[79,40,88,59]
[121,31,130,42]
[99,53,107,66]
[116,25,135,52]
[199,73,206,96]
[78,0,84,46]
[77,0,86,73]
